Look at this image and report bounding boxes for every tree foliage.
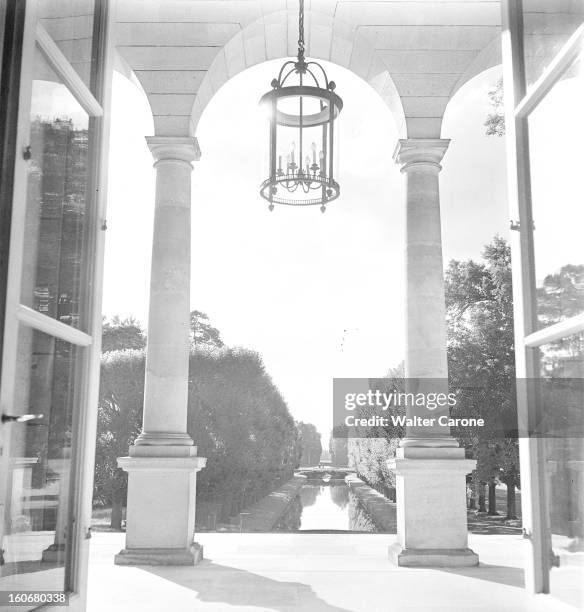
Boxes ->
[95,349,145,527]
[94,338,301,526]
[346,366,404,498]
[329,424,349,466]
[190,310,224,349]
[538,264,584,327]
[296,422,322,466]
[445,236,519,517]
[348,437,398,499]
[484,78,505,137]
[189,345,301,518]
[101,316,146,353]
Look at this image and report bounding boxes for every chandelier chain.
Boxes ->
[298,0,305,58]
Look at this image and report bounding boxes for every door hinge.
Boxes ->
[510,219,536,231]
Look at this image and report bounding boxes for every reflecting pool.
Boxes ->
[275,481,378,532]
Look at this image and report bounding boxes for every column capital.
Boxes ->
[146,136,201,167]
[393,138,450,173]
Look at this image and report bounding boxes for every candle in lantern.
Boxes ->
[311,142,317,165]
[305,155,310,173]
[319,149,325,173]
[278,155,282,172]
[291,141,295,165]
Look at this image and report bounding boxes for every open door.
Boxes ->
[502,1,584,607]
[0,1,112,609]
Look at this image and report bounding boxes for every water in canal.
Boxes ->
[274,480,378,532]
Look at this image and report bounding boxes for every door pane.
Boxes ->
[538,333,584,610]
[38,0,96,92]
[522,1,584,88]
[21,46,91,330]
[527,48,584,329]
[0,327,78,595]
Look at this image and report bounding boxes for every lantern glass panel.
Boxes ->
[259,63,342,208]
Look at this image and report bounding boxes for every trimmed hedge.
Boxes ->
[94,345,301,525]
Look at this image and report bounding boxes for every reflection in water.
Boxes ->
[274,496,302,532]
[275,482,376,532]
[299,485,319,508]
[330,483,349,509]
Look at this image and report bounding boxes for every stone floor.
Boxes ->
[87,533,581,612]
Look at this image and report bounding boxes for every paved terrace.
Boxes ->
[87,533,579,612]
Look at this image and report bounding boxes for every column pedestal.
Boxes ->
[115,454,206,566]
[388,447,478,567]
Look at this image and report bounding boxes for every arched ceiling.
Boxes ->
[113,0,503,139]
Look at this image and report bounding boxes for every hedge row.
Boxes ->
[95,345,301,525]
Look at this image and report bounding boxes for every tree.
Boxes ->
[538,264,584,329]
[95,316,148,528]
[445,236,519,519]
[95,349,145,528]
[296,422,322,466]
[348,436,398,500]
[101,316,146,353]
[346,368,404,499]
[95,344,301,527]
[329,424,349,466]
[484,78,505,137]
[189,346,301,519]
[190,310,224,349]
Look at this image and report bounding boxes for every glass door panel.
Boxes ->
[538,333,584,609]
[0,328,78,596]
[527,48,584,330]
[38,0,96,92]
[0,1,103,608]
[21,45,91,330]
[503,0,584,600]
[521,1,584,88]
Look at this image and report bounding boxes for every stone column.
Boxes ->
[388,139,478,567]
[115,136,206,566]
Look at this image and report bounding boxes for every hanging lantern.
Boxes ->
[259,0,343,213]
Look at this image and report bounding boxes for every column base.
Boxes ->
[115,542,204,566]
[117,451,206,566]
[389,542,479,567]
[388,445,478,567]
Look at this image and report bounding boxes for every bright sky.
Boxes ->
[103,59,583,442]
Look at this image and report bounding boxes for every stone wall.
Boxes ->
[345,474,397,533]
[234,475,307,532]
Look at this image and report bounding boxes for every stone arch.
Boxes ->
[115,3,504,142]
[189,10,406,138]
[441,36,502,138]
[450,35,502,99]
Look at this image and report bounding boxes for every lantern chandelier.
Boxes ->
[259,0,343,212]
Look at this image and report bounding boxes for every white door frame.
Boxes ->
[501,0,584,597]
[0,0,114,609]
